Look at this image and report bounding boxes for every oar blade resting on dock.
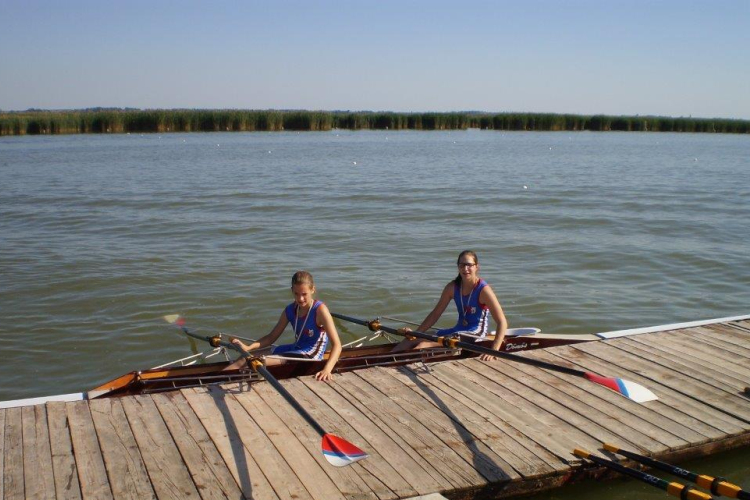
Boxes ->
[322,434,369,467]
[584,372,658,403]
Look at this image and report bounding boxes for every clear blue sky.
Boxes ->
[1,0,748,118]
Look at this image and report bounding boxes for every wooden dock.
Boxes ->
[3,317,750,499]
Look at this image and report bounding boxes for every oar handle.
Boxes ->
[574,449,712,500]
[604,443,748,499]
[332,313,584,377]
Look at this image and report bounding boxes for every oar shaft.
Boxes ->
[174,322,328,436]
[332,313,583,377]
[574,449,712,500]
[253,363,328,437]
[604,443,749,499]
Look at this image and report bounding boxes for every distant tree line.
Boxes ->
[1,109,748,136]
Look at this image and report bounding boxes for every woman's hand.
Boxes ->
[314,368,334,382]
[230,338,250,352]
[479,353,496,362]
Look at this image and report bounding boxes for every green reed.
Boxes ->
[1,109,748,136]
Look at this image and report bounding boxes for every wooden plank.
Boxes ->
[47,402,82,500]
[181,387,281,500]
[566,342,745,438]
[67,400,114,500]
[233,385,347,500]
[473,353,666,452]
[680,329,750,359]
[684,329,750,361]
[729,320,750,333]
[540,345,722,445]
[22,405,56,499]
[0,409,5,500]
[392,363,567,476]
[300,375,450,495]
[527,348,698,447]
[339,370,493,488]
[352,367,515,484]
[642,331,750,378]
[376,364,560,475]
[605,339,750,414]
[626,335,750,386]
[434,360,600,458]
[152,391,246,500]
[89,398,156,500]
[446,360,629,454]
[706,324,750,345]
[121,395,201,500]
[305,371,467,492]
[572,341,750,426]
[252,379,387,500]
[3,407,24,500]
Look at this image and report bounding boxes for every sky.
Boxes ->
[1,0,748,119]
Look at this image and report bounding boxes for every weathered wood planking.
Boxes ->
[66,400,113,500]
[22,405,55,499]
[120,395,201,500]
[89,398,156,500]
[46,402,81,500]
[4,318,750,499]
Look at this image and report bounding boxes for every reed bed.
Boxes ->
[1,109,748,136]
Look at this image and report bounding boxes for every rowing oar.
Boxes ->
[604,443,749,499]
[573,449,712,500]
[332,313,658,403]
[163,314,368,467]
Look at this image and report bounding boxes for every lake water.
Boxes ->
[1,130,749,497]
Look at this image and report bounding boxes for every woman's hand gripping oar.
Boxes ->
[163,314,368,467]
[332,313,658,403]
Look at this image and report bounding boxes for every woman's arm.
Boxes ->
[478,285,507,361]
[315,303,341,382]
[415,283,454,332]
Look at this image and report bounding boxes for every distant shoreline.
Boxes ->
[1,109,748,136]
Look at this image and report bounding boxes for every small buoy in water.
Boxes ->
[268,150,272,153]
[523,185,528,190]
[549,147,552,150]
[217,144,220,147]
[694,158,698,162]
[353,161,357,165]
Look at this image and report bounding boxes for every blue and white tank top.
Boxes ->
[273,300,329,359]
[436,279,490,338]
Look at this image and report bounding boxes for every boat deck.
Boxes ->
[3,317,750,499]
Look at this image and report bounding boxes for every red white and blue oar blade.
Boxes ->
[322,433,368,467]
[584,372,658,403]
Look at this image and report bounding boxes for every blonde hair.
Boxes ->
[291,270,315,287]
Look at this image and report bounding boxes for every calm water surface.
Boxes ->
[1,130,749,496]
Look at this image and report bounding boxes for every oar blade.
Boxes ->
[584,372,658,403]
[163,314,185,327]
[322,434,368,467]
